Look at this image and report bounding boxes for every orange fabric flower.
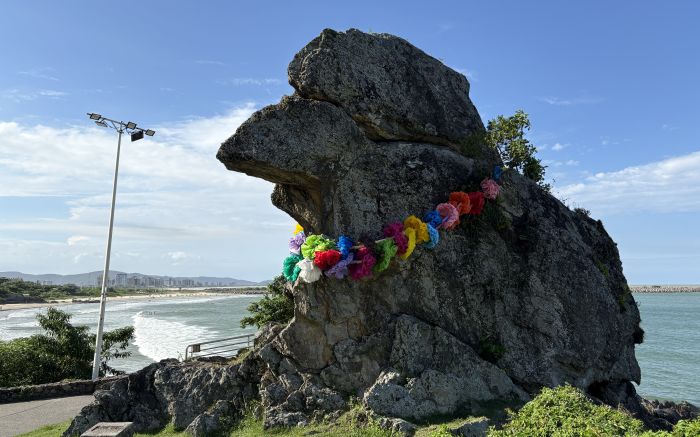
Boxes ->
[449,191,472,215]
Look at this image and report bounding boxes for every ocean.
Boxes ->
[1,293,698,405]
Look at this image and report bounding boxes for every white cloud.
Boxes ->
[0,105,295,280]
[67,235,89,246]
[2,89,67,102]
[220,78,284,86]
[551,142,567,151]
[556,151,700,214]
[18,67,60,81]
[539,96,604,106]
[451,67,478,82]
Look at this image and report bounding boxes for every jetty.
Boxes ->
[630,285,700,293]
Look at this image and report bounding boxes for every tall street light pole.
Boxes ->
[87,113,155,381]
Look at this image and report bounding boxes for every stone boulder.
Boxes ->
[217,28,645,423]
[288,28,486,153]
[64,358,262,436]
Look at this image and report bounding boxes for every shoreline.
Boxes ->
[0,289,265,312]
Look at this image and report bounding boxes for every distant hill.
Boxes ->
[0,271,266,287]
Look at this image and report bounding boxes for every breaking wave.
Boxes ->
[132,311,218,361]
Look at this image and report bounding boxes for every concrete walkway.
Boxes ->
[0,395,93,437]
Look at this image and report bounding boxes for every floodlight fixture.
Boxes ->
[131,130,144,142]
[95,120,109,128]
[88,113,102,120]
[145,129,155,137]
[126,121,137,129]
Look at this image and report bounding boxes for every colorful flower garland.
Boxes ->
[281,167,503,284]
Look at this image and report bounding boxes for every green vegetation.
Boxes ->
[0,307,134,387]
[478,338,506,363]
[0,277,149,303]
[490,385,700,437]
[0,277,263,304]
[240,276,294,329]
[16,421,71,437]
[595,259,611,278]
[485,110,550,191]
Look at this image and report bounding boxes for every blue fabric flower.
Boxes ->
[493,165,502,182]
[423,224,440,249]
[337,235,354,260]
[424,210,443,229]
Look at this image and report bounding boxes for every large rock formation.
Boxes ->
[216,28,645,425]
[66,28,698,436]
[64,358,262,436]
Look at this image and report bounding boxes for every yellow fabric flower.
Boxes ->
[293,223,304,235]
[400,228,416,260]
[403,215,429,244]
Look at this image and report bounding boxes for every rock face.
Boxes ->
[64,358,262,436]
[217,28,644,423]
[288,29,486,152]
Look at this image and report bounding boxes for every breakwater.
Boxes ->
[631,285,700,293]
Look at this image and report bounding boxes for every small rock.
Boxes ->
[452,418,490,437]
[377,417,417,436]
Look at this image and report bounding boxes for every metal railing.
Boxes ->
[184,333,254,360]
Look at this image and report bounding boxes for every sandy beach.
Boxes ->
[0,289,265,312]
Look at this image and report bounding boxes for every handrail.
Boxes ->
[184,333,254,360]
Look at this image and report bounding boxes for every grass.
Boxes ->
[16,421,71,437]
[18,387,700,437]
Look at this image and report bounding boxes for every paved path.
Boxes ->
[0,395,93,437]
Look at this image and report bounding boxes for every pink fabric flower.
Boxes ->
[480,178,500,200]
[349,246,376,280]
[383,222,408,254]
[436,202,460,230]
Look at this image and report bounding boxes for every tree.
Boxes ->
[485,110,550,191]
[0,307,134,387]
[240,275,294,329]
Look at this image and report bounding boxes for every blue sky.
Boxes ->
[0,1,698,283]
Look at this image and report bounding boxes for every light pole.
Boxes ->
[87,112,155,380]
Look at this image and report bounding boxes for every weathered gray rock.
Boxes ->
[288,28,487,154]
[217,27,644,424]
[452,417,490,437]
[185,400,236,437]
[64,358,262,436]
[363,316,527,421]
[377,416,417,436]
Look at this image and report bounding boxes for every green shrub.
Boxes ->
[478,338,506,363]
[0,307,134,387]
[489,385,646,436]
[240,275,294,329]
[485,110,549,191]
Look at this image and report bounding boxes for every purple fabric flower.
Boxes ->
[288,231,306,255]
[325,253,354,279]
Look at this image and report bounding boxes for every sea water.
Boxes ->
[0,295,259,372]
[633,292,700,404]
[1,293,698,404]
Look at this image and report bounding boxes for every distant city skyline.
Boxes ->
[1,270,265,288]
[0,2,698,283]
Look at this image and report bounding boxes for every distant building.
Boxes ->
[115,273,127,287]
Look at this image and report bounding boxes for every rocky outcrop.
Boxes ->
[64,358,262,436]
[288,29,486,153]
[217,27,644,425]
